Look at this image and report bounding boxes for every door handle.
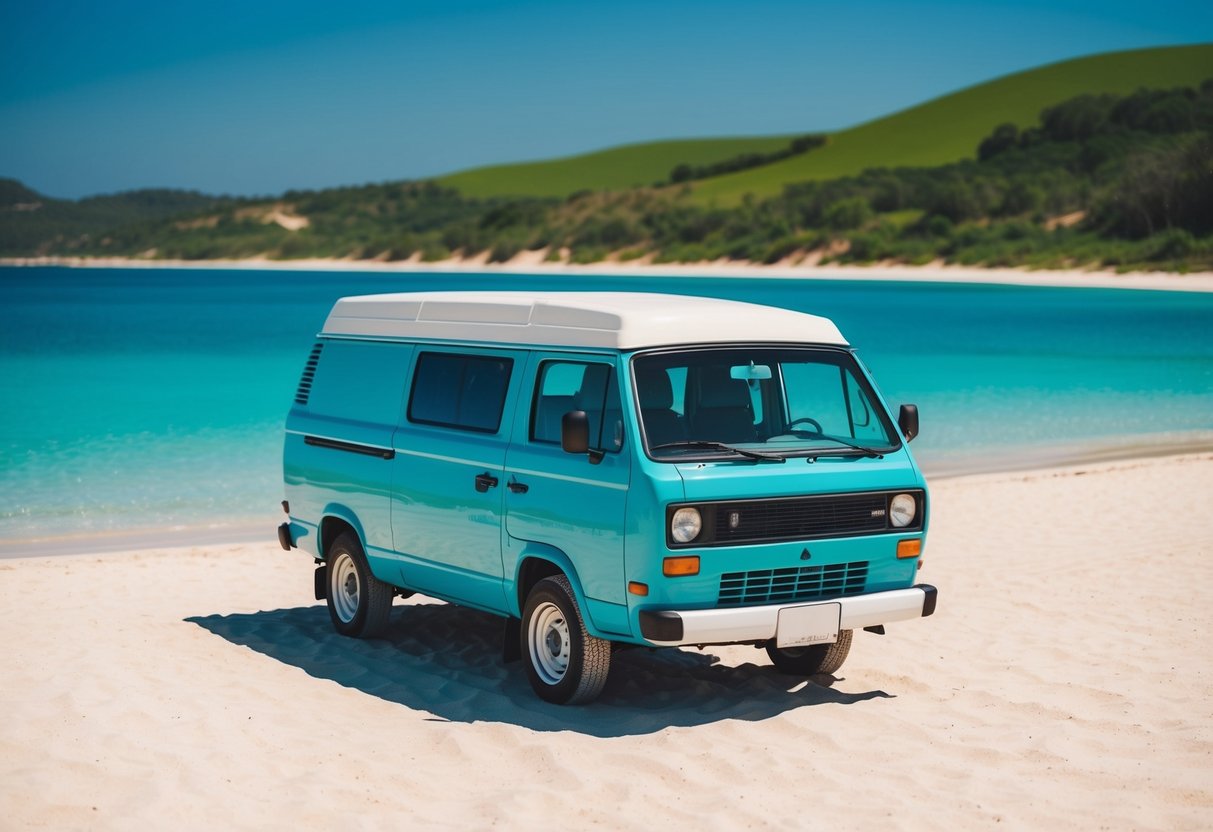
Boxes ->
[474,472,499,493]
[507,477,529,494]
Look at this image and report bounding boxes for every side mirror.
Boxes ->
[561,410,590,454]
[898,404,919,443]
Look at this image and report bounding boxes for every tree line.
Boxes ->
[668,135,826,184]
[4,80,1211,271]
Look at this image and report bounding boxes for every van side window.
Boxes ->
[532,361,624,452]
[408,352,513,433]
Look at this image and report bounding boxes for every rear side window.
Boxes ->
[408,352,513,433]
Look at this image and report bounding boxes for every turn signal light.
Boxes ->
[663,556,700,577]
[628,581,649,596]
[897,539,922,559]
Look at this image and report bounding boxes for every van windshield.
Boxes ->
[632,347,899,460]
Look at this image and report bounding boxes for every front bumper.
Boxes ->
[638,584,937,646]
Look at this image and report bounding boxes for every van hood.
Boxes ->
[671,448,925,501]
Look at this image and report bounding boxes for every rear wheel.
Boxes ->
[325,531,393,638]
[766,629,853,675]
[521,575,611,705]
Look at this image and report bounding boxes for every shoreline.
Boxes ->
[5,444,1211,560]
[0,519,272,560]
[4,254,1213,293]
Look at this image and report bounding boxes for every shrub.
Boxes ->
[924,179,981,223]
[761,237,799,264]
[1040,94,1116,142]
[670,164,695,184]
[1000,221,1038,241]
[925,215,954,238]
[978,123,1020,161]
[1147,228,1197,261]
[569,246,607,264]
[420,243,451,262]
[825,197,872,230]
[488,240,522,262]
[999,182,1043,216]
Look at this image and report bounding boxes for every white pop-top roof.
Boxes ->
[321,291,848,350]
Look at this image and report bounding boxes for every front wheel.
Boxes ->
[521,575,611,705]
[766,629,853,675]
[325,531,393,638]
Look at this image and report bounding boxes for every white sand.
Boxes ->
[2,453,1211,829]
[5,254,1213,293]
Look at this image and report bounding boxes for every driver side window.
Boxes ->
[781,362,884,441]
[531,361,624,452]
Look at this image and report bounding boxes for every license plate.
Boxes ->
[776,603,841,648]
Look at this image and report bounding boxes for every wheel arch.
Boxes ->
[318,505,367,560]
[510,541,589,620]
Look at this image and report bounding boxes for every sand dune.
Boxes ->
[1,454,1211,829]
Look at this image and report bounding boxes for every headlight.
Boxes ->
[670,507,702,543]
[889,493,917,527]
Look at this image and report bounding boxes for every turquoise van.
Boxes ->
[279,292,936,704]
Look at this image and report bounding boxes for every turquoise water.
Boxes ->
[3,266,1212,546]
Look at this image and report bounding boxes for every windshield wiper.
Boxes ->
[650,440,786,462]
[803,436,886,461]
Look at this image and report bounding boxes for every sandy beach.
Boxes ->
[5,254,1213,293]
[2,452,1210,829]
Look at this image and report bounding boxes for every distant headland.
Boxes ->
[3,44,1212,275]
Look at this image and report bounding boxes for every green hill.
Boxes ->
[434,44,1213,203]
[4,45,1211,272]
[691,43,1213,205]
[0,179,228,256]
[436,135,794,198]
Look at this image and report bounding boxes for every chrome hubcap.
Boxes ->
[528,601,571,685]
[330,552,360,624]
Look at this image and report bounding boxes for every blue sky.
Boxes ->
[2,0,1211,199]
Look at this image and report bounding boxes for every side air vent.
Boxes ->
[294,343,324,405]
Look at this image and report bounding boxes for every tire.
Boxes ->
[325,531,393,638]
[766,629,853,675]
[520,575,611,705]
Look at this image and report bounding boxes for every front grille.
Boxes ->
[718,561,868,606]
[294,343,324,405]
[712,492,891,545]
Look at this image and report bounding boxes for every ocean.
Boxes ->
[3,266,1211,550]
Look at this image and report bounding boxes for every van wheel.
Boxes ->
[766,629,853,675]
[521,575,611,705]
[326,531,393,638]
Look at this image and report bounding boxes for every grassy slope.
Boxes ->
[691,44,1213,205]
[436,135,794,198]
[435,45,1212,203]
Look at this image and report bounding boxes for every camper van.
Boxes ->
[279,292,936,704]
